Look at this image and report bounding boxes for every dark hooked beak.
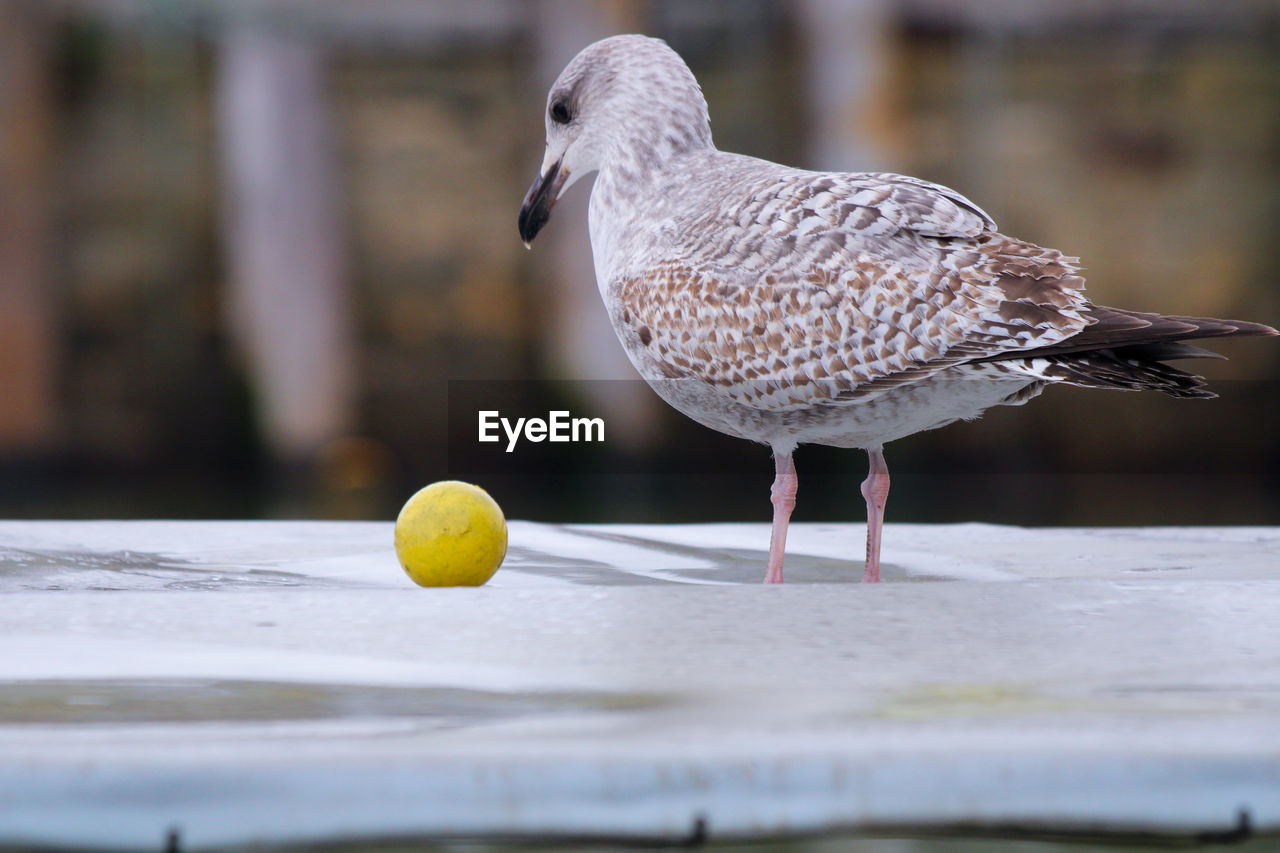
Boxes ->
[518,159,567,248]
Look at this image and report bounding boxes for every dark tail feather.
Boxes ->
[1006,306,1277,359]
[1038,349,1216,399]
[983,306,1276,399]
[1111,341,1226,362]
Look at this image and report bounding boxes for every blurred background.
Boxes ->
[0,0,1277,525]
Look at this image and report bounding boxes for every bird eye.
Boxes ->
[549,99,572,125]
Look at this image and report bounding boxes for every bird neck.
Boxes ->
[595,113,713,208]
[601,122,706,179]
[588,103,713,282]
[589,141,709,289]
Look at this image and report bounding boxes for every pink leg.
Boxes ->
[765,450,797,584]
[860,448,890,583]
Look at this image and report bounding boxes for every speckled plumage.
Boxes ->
[518,34,1277,583]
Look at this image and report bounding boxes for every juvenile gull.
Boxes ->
[517,34,1277,584]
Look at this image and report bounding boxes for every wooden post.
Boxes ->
[0,1,58,452]
[796,0,894,172]
[215,23,354,462]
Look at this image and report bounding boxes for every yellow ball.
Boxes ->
[394,481,507,587]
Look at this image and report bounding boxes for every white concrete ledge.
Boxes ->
[0,521,1277,849]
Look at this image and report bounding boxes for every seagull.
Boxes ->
[517,34,1276,584]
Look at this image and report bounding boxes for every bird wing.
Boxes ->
[612,168,1092,411]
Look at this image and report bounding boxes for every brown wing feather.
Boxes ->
[614,231,1092,411]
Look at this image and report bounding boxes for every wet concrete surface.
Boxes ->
[0,520,1278,850]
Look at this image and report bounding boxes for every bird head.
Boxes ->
[517,34,712,247]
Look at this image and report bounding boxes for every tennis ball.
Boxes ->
[394,481,507,587]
